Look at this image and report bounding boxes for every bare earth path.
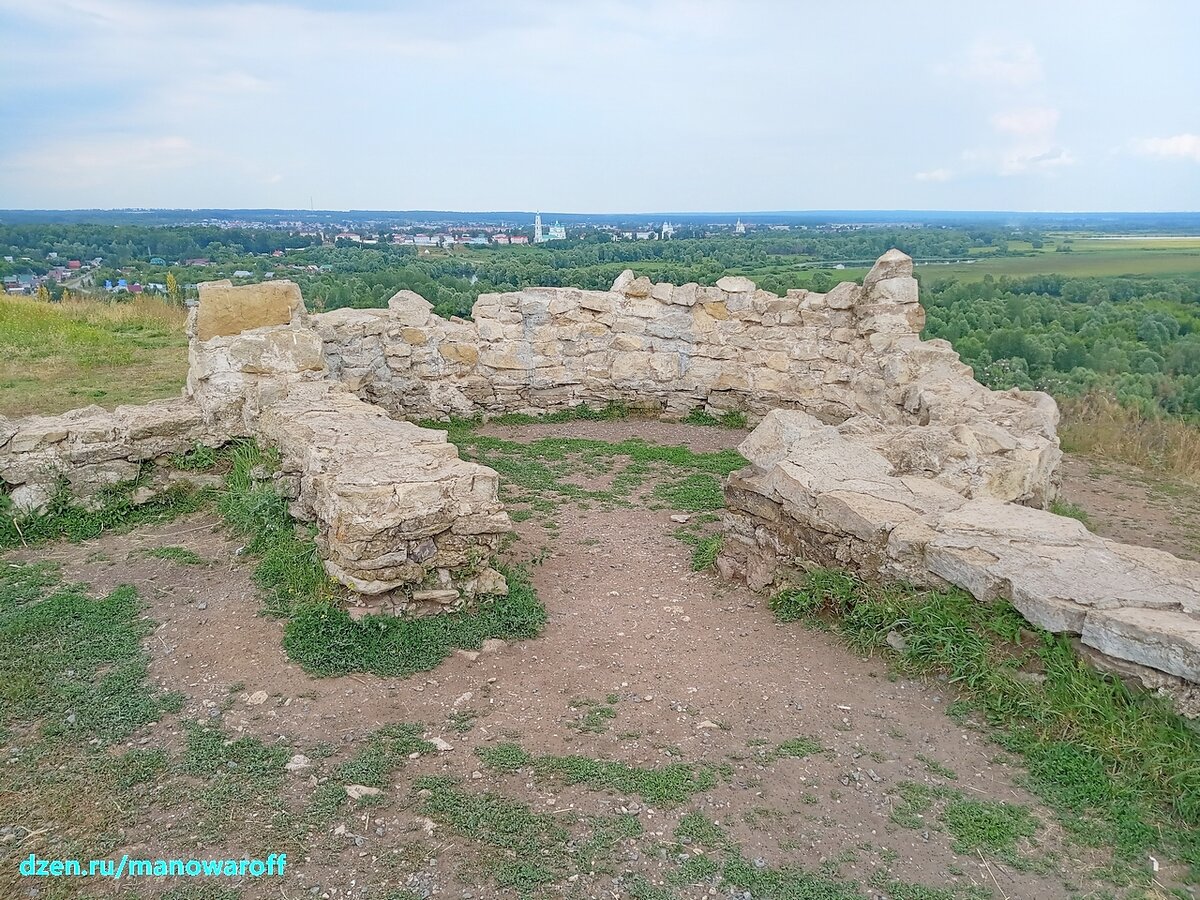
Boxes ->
[6,421,1180,900]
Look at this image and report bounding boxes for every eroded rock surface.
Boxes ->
[720,408,1200,700]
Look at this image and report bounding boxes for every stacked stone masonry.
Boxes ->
[1,252,1198,696]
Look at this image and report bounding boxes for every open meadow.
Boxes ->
[0,294,187,417]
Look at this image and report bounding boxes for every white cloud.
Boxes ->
[915,168,953,182]
[941,38,1044,89]
[991,107,1059,137]
[1001,147,1075,175]
[1132,134,1200,163]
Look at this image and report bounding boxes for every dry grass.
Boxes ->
[1060,392,1200,482]
[0,293,188,418]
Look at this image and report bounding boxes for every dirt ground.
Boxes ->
[1058,454,1200,562]
[3,421,1189,900]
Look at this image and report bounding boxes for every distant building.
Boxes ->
[635,231,652,240]
[67,260,81,269]
[149,257,167,266]
[509,235,529,245]
[660,221,674,240]
[184,258,210,267]
[232,270,253,278]
[547,223,566,240]
[47,251,57,259]
[534,213,544,243]
[493,234,511,245]
[735,219,746,234]
[334,232,362,243]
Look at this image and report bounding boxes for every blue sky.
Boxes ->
[1,0,1197,212]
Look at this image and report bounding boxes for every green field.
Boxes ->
[916,248,1200,282]
[0,295,187,417]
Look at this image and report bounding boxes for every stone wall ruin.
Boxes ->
[1,251,1198,699]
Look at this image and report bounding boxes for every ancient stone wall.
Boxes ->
[719,408,1200,708]
[4,252,1199,696]
[315,250,1062,507]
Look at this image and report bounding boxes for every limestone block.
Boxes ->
[625,276,653,297]
[863,248,914,287]
[1083,608,1200,683]
[648,352,682,382]
[195,279,304,341]
[716,275,755,293]
[225,327,327,375]
[611,270,635,293]
[579,291,614,313]
[612,352,653,383]
[669,283,699,307]
[825,282,860,309]
[440,343,480,366]
[867,276,919,305]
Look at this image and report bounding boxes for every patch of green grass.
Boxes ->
[1050,499,1092,527]
[622,873,677,900]
[487,401,632,426]
[671,529,722,571]
[942,796,1040,857]
[674,811,730,849]
[180,722,299,850]
[916,753,958,780]
[768,736,826,761]
[216,440,333,617]
[439,422,746,512]
[669,853,720,884]
[282,565,545,677]
[169,442,220,471]
[109,747,170,787]
[768,566,1200,879]
[474,743,726,807]
[653,472,725,512]
[867,872,990,900]
[308,723,434,823]
[768,569,858,623]
[449,709,478,733]
[721,851,864,900]
[568,697,618,733]
[415,774,626,896]
[683,407,748,429]
[477,742,533,772]
[141,545,205,565]
[0,562,182,744]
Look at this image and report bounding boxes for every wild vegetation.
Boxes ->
[0,293,187,416]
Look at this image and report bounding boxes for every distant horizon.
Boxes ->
[3,207,1200,215]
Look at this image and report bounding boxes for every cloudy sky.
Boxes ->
[1,0,1197,212]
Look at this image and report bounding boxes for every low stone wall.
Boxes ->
[0,279,511,616]
[718,409,1200,705]
[0,399,225,512]
[256,381,509,617]
[314,252,1061,507]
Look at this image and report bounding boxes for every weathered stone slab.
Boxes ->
[195,279,304,341]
